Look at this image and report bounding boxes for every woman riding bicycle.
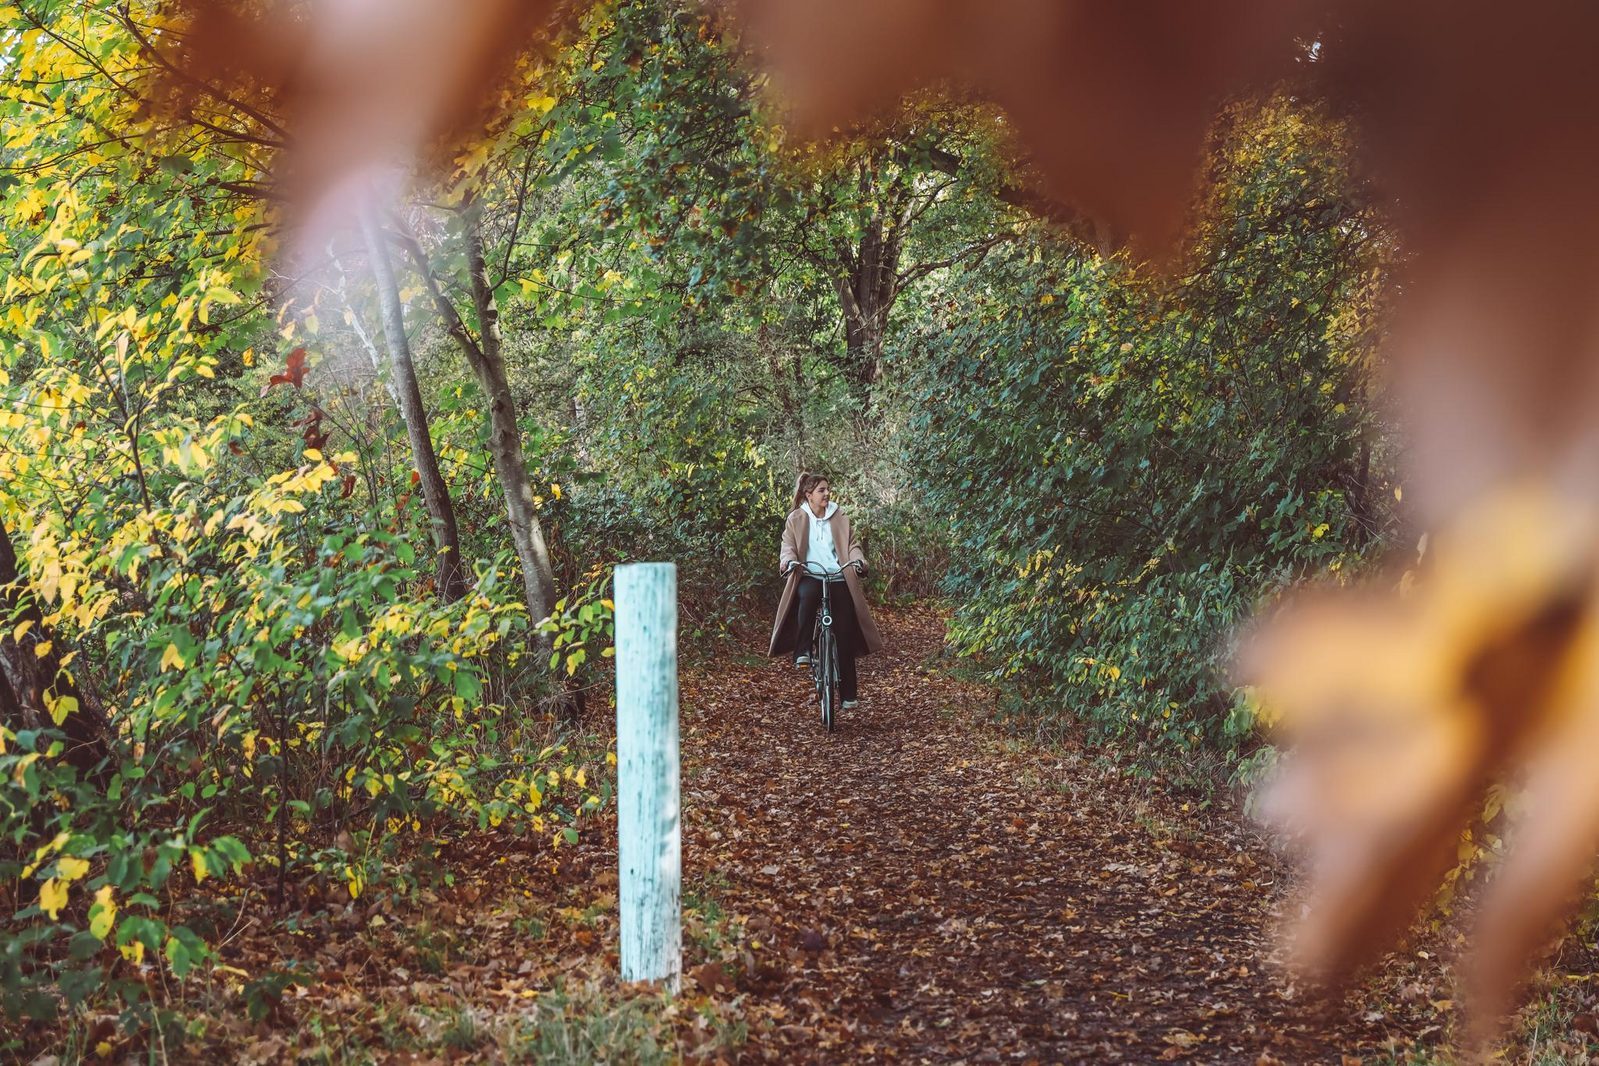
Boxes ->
[767,473,884,709]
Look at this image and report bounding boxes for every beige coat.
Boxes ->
[767,505,885,658]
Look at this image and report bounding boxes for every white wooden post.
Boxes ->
[613,562,681,989]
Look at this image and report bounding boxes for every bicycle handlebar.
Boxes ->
[786,560,863,579]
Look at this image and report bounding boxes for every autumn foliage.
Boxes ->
[8,0,1599,1057]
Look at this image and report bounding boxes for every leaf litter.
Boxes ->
[51,606,1599,1063]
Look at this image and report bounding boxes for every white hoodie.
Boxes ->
[804,501,844,578]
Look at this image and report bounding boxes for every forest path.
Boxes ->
[679,606,1429,1063]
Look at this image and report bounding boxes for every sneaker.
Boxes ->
[842,699,858,710]
[794,655,811,668]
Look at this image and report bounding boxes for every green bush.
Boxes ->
[903,98,1395,773]
[2,450,597,1031]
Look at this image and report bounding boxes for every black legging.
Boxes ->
[794,575,859,701]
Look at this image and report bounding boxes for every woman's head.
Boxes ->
[793,472,831,512]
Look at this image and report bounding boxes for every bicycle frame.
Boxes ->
[792,561,856,731]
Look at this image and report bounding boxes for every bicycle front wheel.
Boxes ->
[818,627,839,733]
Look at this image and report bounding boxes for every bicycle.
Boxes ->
[788,560,862,732]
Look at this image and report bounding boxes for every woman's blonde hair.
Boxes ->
[792,472,829,511]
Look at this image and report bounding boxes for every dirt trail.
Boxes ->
[678,607,1434,1063]
[89,607,1470,1063]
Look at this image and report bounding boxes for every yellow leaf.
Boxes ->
[34,640,52,658]
[22,830,67,878]
[191,849,208,883]
[39,878,68,919]
[160,643,185,672]
[89,885,116,939]
[1483,783,1507,822]
[119,939,144,964]
[48,693,77,726]
[56,856,89,883]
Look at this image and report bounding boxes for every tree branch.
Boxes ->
[389,220,489,377]
[897,231,1019,288]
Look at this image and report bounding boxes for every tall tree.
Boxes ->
[358,206,470,603]
[550,0,1024,401]
[789,142,1019,392]
[397,203,559,638]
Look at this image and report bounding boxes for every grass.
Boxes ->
[509,983,674,1065]
[61,977,750,1065]
[1514,971,1599,1066]
[1350,963,1599,1065]
[1363,1048,1449,1065]
[431,1005,488,1052]
[683,869,750,965]
[512,913,548,940]
[407,919,454,975]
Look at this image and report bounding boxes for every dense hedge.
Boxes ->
[901,99,1396,776]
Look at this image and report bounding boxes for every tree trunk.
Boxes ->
[461,202,560,635]
[0,515,110,778]
[839,298,888,391]
[834,185,903,394]
[359,205,470,604]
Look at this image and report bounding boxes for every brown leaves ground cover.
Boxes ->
[680,605,1468,1063]
[38,606,1599,1063]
